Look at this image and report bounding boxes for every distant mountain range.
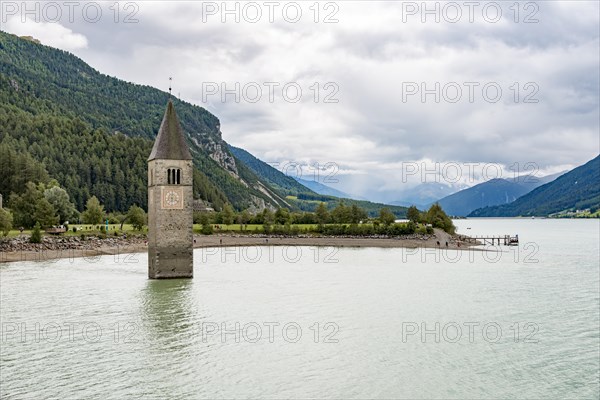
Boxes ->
[292,177,354,199]
[435,172,565,217]
[229,145,408,216]
[228,146,312,196]
[469,155,599,217]
[389,183,466,209]
[230,145,367,201]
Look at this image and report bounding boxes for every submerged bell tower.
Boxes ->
[147,100,194,279]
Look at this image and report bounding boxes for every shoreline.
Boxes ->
[0,230,486,264]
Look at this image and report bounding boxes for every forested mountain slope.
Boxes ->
[0,31,287,211]
[469,155,600,217]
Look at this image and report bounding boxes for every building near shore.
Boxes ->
[193,199,214,213]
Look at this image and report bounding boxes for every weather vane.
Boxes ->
[169,77,172,98]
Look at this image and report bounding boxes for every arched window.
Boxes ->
[167,168,182,185]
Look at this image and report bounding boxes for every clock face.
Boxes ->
[161,187,184,209]
[165,190,180,207]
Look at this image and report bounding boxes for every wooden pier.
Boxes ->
[458,235,519,246]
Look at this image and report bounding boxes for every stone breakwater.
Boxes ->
[0,235,147,253]
[0,229,476,264]
[0,231,460,252]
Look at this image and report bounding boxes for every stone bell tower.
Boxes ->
[147,100,194,279]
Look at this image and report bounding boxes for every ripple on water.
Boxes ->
[1,220,599,398]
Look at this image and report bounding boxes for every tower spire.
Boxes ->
[148,100,192,161]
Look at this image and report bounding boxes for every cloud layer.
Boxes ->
[3,1,599,202]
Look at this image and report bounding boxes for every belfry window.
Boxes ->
[168,168,181,184]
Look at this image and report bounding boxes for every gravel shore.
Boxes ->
[0,229,481,263]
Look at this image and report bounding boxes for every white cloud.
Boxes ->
[4,17,88,51]
[2,1,598,202]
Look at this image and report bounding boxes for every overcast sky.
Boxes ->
[3,1,599,202]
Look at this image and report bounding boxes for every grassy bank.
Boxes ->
[3,222,437,240]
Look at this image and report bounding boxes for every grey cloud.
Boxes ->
[4,0,598,202]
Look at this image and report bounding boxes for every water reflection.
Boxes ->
[140,279,199,349]
[1,220,598,398]
[136,279,209,398]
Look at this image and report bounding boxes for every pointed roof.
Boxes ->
[148,100,192,161]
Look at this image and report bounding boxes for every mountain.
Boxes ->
[434,179,531,217]
[0,31,408,218]
[434,172,564,217]
[229,145,365,201]
[469,156,600,217]
[228,145,409,217]
[513,171,565,191]
[390,182,467,209]
[293,177,352,199]
[228,146,314,196]
[0,31,288,212]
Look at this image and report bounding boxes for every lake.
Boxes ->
[1,219,598,399]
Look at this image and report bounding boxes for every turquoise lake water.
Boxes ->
[1,219,598,398]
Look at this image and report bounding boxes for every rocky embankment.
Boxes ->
[1,229,478,264]
[0,235,147,253]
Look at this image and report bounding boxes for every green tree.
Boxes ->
[221,203,235,225]
[108,212,126,225]
[127,205,147,231]
[8,181,43,228]
[379,207,396,226]
[315,202,329,225]
[262,208,274,233]
[82,196,105,225]
[425,203,455,234]
[331,202,351,223]
[44,186,77,224]
[294,211,316,224]
[0,142,50,198]
[274,208,290,225]
[240,210,250,230]
[350,204,368,223]
[261,208,274,224]
[198,213,214,234]
[407,206,421,224]
[0,208,13,236]
[34,197,59,228]
[30,222,42,243]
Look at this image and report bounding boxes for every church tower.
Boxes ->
[147,100,194,279]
